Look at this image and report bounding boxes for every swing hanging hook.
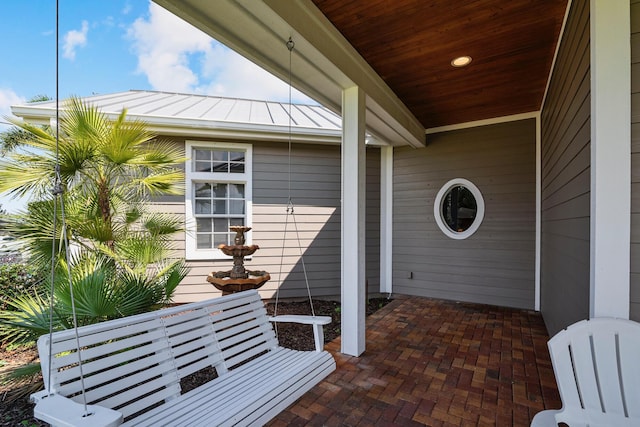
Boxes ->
[52,165,64,196]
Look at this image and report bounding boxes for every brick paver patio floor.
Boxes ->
[267,295,562,426]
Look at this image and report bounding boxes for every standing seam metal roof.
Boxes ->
[20,90,342,131]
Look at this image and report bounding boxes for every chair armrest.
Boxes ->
[269,315,332,352]
[31,392,123,427]
[530,409,562,427]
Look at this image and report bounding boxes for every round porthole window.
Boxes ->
[434,178,484,240]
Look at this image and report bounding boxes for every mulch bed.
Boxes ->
[0,297,391,427]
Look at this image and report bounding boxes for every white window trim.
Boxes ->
[185,141,253,260]
[434,178,484,240]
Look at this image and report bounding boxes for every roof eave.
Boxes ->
[152,0,425,148]
[10,104,342,144]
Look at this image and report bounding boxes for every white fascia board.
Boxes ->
[153,0,425,148]
[128,115,342,143]
[9,106,52,126]
[151,124,341,144]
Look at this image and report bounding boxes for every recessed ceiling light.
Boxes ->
[451,56,472,67]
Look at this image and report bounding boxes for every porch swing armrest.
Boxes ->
[31,392,123,427]
[269,315,332,352]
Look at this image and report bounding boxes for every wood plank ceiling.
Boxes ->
[311,0,568,129]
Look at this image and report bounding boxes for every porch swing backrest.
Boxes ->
[32,290,335,427]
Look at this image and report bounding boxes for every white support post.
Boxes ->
[380,145,393,295]
[341,86,366,356]
[589,0,630,319]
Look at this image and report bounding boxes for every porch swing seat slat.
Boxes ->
[32,290,336,427]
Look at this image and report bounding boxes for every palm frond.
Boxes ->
[102,116,156,165]
[0,293,64,345]
[156,260,189,303]
[59,97,108,146]
[143,212,183,237]
[55,261,118,322]
[138,170,185,195]
[0,361,43,402]
[0,154,56,198]
[115,237,167,271]
[112,273,163,317]
[137,140,186,166]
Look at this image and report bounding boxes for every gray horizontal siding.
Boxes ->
[393,119,536,309]
[161,139,380,303]
[366,148,381,294]
[540,0,591,335]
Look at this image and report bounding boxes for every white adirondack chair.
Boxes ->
[531,317,640,427]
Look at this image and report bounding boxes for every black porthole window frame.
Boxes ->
[434,178,485,240]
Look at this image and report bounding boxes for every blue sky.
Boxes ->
[0,0,311,212]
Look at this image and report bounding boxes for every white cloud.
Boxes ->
[0,88,25,131]
[63,20,89,60]
[198,43,311,103]
[127,2,313,103]
[127,3,213,93]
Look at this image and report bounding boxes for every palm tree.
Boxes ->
[0,95,51,155]
[0,98,188,393]
[1,97,183,213]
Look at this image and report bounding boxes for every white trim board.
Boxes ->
[589,0,631,319]
[425,111,539,134]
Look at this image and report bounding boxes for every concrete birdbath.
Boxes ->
[207,226,270,295]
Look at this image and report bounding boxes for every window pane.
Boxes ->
[214,218,228,232]
[229,200,244,214]
[441,185,477,232]
[213,233,228,246]
[229,151,245,162]
[214,200,227,214]
[229,162,244,173]
[195,200,212,214]
[196,218,212,232]
[195,149,210,160]
[229,184,244,198]
[212,162,228,173]
[212,151,228,161]
[195,161,212,172]
[194,183,212,197]
[213,233,231,248]
[211,183,227,198]
[230,218,244,227]
[197,234,212,249]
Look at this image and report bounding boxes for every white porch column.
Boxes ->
[380,145,393,295]
[589,0,630,318]
[341,85,366,356]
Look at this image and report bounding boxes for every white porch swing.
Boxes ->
[30,8,335,424]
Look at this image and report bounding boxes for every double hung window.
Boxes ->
[185,141,252,259]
